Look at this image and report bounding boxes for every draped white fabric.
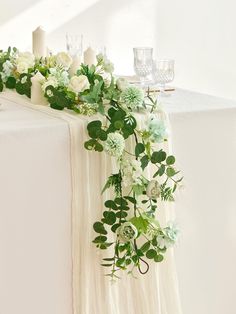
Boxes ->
[0,91,182,314]
[3,89,236,314]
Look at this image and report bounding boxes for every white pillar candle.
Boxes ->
[84,47,96,66]
[69,55,82,76]
[31,72,48,105]
[32,26,47,58]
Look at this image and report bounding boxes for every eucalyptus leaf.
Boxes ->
[151,150,167,163]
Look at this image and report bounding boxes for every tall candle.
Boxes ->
[31,72,47,105]
[84,47,96,66]
[69,55,82,76]
[32,26,47,58]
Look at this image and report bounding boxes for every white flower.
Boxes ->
[117,222,138,242]
[16,61,30,74]
[48,68,69,86]
[42,76,58,92]
[21,76,27,84]
[68,75,90,94]
[46,89,53,97]
[56,52,72,69]
[164,222,179,242]
[121,159,143,187]
[16,52,35,74]
[146,180,161,199]
[147,114,168,143]
[103,59,114,73]
[116,78,130,91]
[1,60,14,82]
[3,60,14,76]
[121,86,144,110]
[104,132,125,157]
[100,72,111,87]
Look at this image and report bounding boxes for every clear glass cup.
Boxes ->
[133,47,153,87]
[152,59,175,93]
[66,34,83,56]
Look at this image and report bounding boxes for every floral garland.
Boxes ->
[0,47,183,279]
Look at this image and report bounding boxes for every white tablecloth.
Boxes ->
[0,89,236,314]
[165,89,236,314]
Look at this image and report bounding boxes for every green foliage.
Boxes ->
[130,216,149,233]
[135,143,145,157]
[84,139,103,152]
[0,47,183,280]
[102,173,122,195]
[5,77,16,89]
[151,150,167,163]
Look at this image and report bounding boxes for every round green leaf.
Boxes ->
[5,76,16,89]
[104,211,116,225]
[135,143,145,157]
[93,222,107,235]
[15,82,25,95]
[146,249,157,259]
[93,235,107,243]
[104,200,117,210]
[98,129,107,141]
[166,155,176,165]
[116,211,128,219]
[114,120,124,130]
[154,254,164,262]
[94,142,103,152]
[151,150,167,163]
[166,167,176,177]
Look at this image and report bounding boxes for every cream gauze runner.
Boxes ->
[2,91,182,314]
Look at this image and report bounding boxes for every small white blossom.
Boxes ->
[116,78,130,91]
[121,86,144,110]
[42,76,58,92]
[104,132,125,157]
[46,89,53,97]
[1,60,14,82]
[146,114,168,143]
[121,159,143,187]
[21,76,27,84]
[117,222,138,242]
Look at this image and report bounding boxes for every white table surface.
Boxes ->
[0,89,236,314]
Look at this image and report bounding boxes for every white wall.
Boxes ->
[0,0,236,100]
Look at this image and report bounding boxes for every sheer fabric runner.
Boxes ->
[1,91,182,314]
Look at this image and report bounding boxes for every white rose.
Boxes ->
[16,61,30,74]
[16,51,35,73]
[116,78,130,91]
[56,52,72,69]
[19,52,35,64]
[146,180,161,199]
[68,75,90,93]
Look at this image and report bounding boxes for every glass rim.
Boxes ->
[133,47,153,50]
[155,59,175,63]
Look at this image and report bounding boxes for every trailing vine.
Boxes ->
[0,47,183,279]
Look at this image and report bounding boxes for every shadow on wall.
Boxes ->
[0,0,41,25]
[49,0,158,74]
